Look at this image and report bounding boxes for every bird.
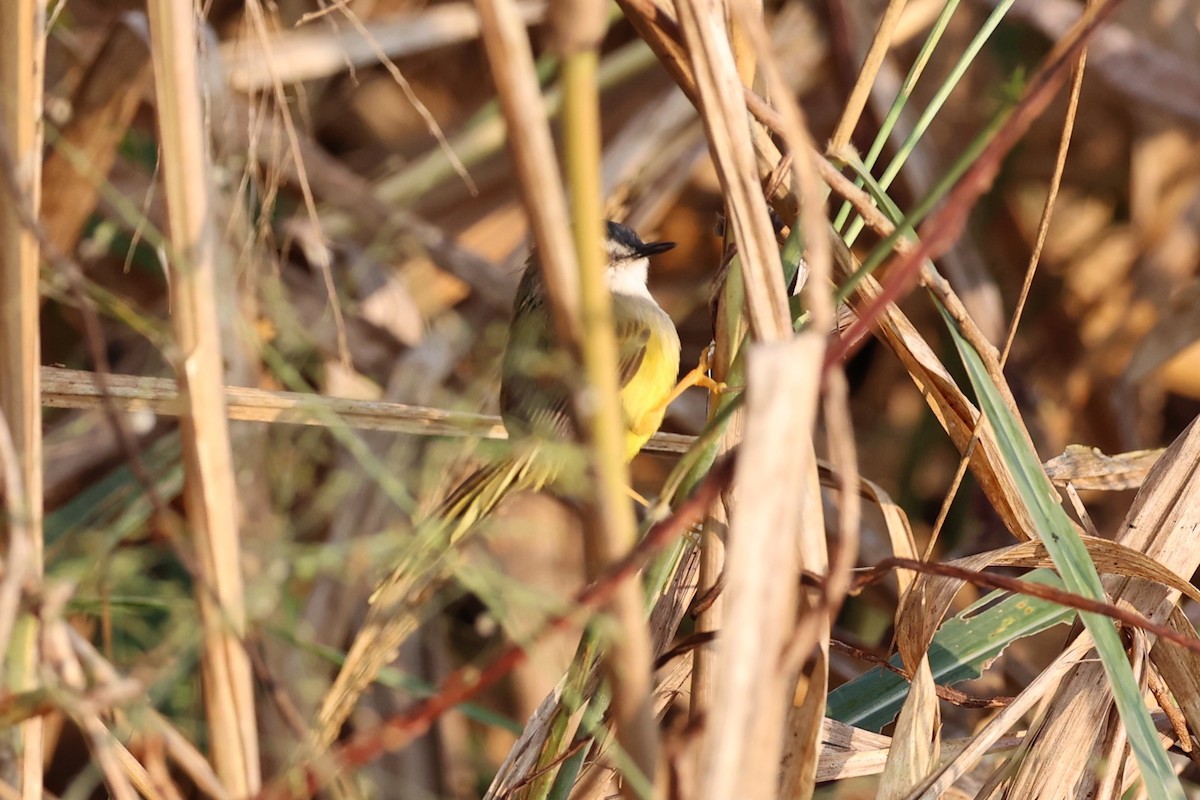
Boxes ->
[502,220,682,458]
[310,220,706,750]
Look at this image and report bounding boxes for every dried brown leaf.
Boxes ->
[1045,445,1164,491]
[1148,606,1200,754]
[912,636,1096,798]
[696,335,823,800]
[878,655,940,800]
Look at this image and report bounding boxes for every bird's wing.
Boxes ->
[500,307,652,440]
[500,293,577,440]
[615,314,651,390]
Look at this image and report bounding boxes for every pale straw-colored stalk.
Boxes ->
[688,0,758,728]
[827,0,909,155]
[39,366,695,454]
[144,0,260,792]
[672,2,816,798]
[0,1,45,796]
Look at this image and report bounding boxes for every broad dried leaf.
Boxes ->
[696,335,823,800]
[1045,445,1164,491]
[915,636,1098,798]
[877,655,939,800]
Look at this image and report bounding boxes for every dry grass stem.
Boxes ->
[476,0,580,340]
[676,0,789,341]
[698,337,823,800]
[827,0,909,154]
[21,0,1200,796]
[221,1,547,92]
[732,8,844,796]
[145,0,259,790]
[0,1,45,795]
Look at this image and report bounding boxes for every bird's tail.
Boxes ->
[311,447,552,750]
[430,446,554,546]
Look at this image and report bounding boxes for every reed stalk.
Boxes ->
[827,0,909,154]
[39,366,694,454]
[558,0,660,791]
[0,1,45,796]
[689,0,759,733]
[144,0,259,791]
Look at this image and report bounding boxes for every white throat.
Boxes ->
[605,258,652,300]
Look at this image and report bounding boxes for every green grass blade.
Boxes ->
[942,305,1184,799]
[842,0,1019,247]
[832,0,963,233]
[827,570,1073,730]
[833,105,1010,303]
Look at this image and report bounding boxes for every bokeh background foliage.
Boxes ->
[3,0,1200,797]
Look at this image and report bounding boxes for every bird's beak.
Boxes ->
[637,240,676,257]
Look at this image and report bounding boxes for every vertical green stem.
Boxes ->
[841,0,1018,246]
[561,23,658,798]
[831,0,962,232]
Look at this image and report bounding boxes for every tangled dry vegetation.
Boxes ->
[4,0,1200,797]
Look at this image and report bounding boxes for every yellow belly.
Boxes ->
[620,305,681,462]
